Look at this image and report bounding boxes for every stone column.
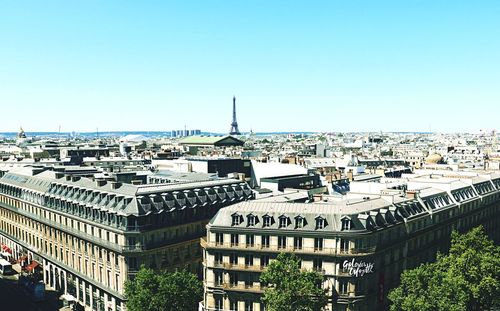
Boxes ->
[82,281,86,306]
[95,287,101,311]
[42,259,48,284]
[89,284,93,310]
[103,293,109,311]
[58,267,63,291]
[63,270,67,294]
[75,277,80,301]
[51,266,56,289]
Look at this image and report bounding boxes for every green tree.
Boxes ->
[389,226,500,311]
[125,266,203,311]
[260,253,329,311]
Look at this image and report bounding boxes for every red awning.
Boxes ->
[24,261,39,272]
[1,244,12,254]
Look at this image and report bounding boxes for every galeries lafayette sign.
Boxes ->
[342,259,374,277]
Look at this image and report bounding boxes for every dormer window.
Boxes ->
[341,217,352,231]
[247,214,257,227]
[315,216,326,230]
[231,213,242,226]
[262,215,272,228]
[295,216,305,228]
[278,215,289,228]
[443,196,450,205]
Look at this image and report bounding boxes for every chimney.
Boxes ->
[313,194,323,202]
[406,190,419,199]
[71,176,81,182]
[110,181,122,189]
[65,174,72,181]
[96,179,107,187]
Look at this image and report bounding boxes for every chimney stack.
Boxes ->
[96,179,107,187]
[110,181,122,189]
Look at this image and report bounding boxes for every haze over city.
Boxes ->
[1,1,500,133]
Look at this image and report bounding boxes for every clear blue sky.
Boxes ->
[1,1,499,133]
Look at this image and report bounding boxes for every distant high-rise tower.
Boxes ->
[229,96,241,135]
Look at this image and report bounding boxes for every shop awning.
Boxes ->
[24,261,39,272]
[1,244,12,254]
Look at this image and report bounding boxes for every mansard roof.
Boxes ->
[0,167,253,217]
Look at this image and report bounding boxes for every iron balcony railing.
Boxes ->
[213,262,266,272]
[202,239,376,256]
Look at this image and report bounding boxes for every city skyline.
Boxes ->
[1,1,500,133]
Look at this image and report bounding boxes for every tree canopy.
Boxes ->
[389,226,500,311]
[260,253,329,311]
[124,266,203,311]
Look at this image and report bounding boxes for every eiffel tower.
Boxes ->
[229,96,241,135]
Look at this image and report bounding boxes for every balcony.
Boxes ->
[203,241,376,256]
[336,291,367,303]
[222,283,265,293]
[342,246,377,255]
[213,262,264,272]
[121,245,145,252]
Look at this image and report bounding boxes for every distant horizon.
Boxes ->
[0,130,485,137]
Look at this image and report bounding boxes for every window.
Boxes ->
[245,273,253,287]
[215,233,224,245]
[313,258,323,271]
[237,247,251,265]
[245,301,253,311]
[230,300,238,311]
[278,236,287,249]
[315,217,325,229]
[229,272,238,286]
[260,255,270,267]
[231,234,239,246]
[278,216,289,228]
[339,280,349,294]
[215,271,223,286]
[247,214,256,227]
[215,295,223,311]
[261,235,270,248]
[295,216,305,228]
[230,253,238,265]
[263,215,272,228]
[231,214,241,226]
[341,218,352,231]
[293,237,303,250]
[214,252,223,264]
[340,239,349,253]
[314,237,324,251]
[246,235,255,247]
[355,238,364,250]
